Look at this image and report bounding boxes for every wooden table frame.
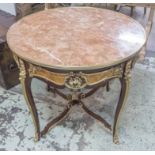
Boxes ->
[13,52,137,144]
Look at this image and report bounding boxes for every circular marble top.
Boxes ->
[7,7,146,70]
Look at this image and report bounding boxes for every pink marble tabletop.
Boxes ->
[7,7,146,69]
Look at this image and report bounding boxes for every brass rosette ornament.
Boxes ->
[65,72,87,90]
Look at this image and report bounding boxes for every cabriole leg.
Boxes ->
[20,77,41,141]
[113,61,131,144]
[15,56,41,142]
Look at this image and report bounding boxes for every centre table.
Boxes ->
[7,7,146,144]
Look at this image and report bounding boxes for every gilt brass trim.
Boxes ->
[13,54,26,82]
[10,49,143,72]
[64,72,87,90]
[124,60,132,82]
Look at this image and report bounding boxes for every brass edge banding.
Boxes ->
[10,49,142,71]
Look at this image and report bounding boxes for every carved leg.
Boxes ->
[20,76,41,141]
[47,84,56,97]
[113,76,130,144]
[47,83,51,91]
[144,7,147,15]
[106,81,110,92]
[14,56,41,141]
[114,4,118,11]
[130,6,134,16]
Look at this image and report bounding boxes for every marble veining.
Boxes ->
[7,7,146,69]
